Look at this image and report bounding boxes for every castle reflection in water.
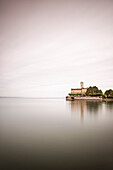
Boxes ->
[70,100,112,120]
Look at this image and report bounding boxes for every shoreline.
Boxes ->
[66,96,113,101]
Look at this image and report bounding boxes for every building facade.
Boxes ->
[71,82,87,95]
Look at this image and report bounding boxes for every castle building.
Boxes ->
[71,82,87,95]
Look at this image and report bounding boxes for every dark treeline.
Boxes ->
[87,86,113,98]
[86,86,103,96]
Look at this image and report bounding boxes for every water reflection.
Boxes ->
[71,100,86,120]
[86,101,102,113]
[0,98,113,170]
[70,100,103,120]
[105,101,113,110]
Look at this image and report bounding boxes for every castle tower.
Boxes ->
[80,82,84,89]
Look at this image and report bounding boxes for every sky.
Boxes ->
[0,0,113,97]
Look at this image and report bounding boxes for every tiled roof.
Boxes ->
[71,88,87,90]
[71,88,82,90]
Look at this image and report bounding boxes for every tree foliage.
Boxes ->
[86,86,103,96]
[105,89,113,98]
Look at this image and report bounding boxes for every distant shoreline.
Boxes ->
[0,97,64,99]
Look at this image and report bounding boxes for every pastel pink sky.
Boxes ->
[0,0,113,97]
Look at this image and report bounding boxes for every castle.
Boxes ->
[71,82,87,95]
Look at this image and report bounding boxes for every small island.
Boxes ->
[66,82,113,101]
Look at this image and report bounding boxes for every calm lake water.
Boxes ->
[0,98,113,170]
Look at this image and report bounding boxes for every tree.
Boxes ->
[109,91,113,98]
[105,89,113,98]
[86,86,103,96]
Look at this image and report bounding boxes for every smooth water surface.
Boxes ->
[0,98,113,170]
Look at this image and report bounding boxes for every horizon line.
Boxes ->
[0,96,64,99]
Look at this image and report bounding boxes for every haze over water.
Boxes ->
[0,98,113,170]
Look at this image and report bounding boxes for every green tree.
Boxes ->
[86,86,103,96]
[109,91,113,98]
[105,89,113,98]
